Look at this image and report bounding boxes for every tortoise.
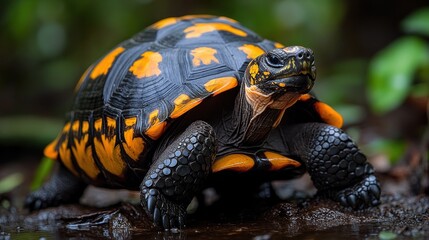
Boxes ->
[25,15,381,229]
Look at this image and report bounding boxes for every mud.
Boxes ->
[1,194,428,239]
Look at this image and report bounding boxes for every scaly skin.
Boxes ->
[140,121,216,229]
[281,123,381,209]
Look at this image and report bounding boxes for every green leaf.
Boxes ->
[402,7,429,37]
[0,173,24,194]
[368,37,429,114]
[379,231,397,240]
[31,157,55,191]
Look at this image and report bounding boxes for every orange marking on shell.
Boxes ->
[122,117,145,161]
[170,94,202,119]
[264,152,301,171]
[151,17,178,29]
[191,47,219,67]
[204,77,238,96]
[71,120,80,132]
[212,154,255,173]
[81,121,89,133]
[129,51,163,78]
[72,134,99,180]
[59,138,79,176]
[94,118,102,131]
[43,122,71,160]
[44,140,59,160]
[314,102,344,128]
[238,44,265,59]
[274,42,285,48]
[145,122,167,140]
[184,22,247,38]
[93,117,126,177]
[90,47,125,79]
[145,110,167,140]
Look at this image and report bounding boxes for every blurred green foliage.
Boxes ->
[0,173,24,194]
[30,157,54,190]
[368,8,429,114]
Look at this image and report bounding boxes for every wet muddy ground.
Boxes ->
[1,193,428,239]
[1,150,428,239]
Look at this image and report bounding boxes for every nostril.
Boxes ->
[297,52,304,59]
[305,51,311,59]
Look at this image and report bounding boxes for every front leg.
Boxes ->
[281,123,381,209]
[141,121,216,229]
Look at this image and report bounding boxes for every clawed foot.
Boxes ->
[142,188,186,230]
[335,174,381,210]
[24,190,57,211]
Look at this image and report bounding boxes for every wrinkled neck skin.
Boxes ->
[224,77,301,147]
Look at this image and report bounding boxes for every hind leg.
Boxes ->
[140,121,216,229]
[25,163,87,211]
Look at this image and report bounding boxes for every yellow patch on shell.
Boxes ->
[264,152,301,171]
[44,122,71,160]
[190,47,219,67]
[212,154,255,173]
[59,138,78,176]
[184,22,247,38]
[238,44,265,59]
[122,117,145,161]
[151,17,178,29]
[73,133,99,180]
[274,42,285,48]
[44,140,59,160]
[56,122,79,176]
[314,102,344,128]
[145,109,167,140]
[204,77,238,96]
[129,51,163,78]
[66,120,99,180]
[93,117,126,177]
[90,47,125,79]
[170,94,203,119]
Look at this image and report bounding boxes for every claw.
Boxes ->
[163,215,170,229]
[371,199,380,206]
[178,215,185,228]
[153,207,161,224]
[347,194,358,209]
[369,184,381,199]
[147,195,156,213]
[360,191,370,205]
[339,195,348,207]
[34,199,42,210]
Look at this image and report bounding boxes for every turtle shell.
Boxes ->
[43,15,342,188]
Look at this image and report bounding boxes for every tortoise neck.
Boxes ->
[228,80,286,147]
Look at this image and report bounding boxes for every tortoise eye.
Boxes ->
[266,54,283,68]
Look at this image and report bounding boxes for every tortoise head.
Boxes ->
[245,46,316,95]
[244,46,316,110]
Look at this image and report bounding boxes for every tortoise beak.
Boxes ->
[270,74,314,94]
